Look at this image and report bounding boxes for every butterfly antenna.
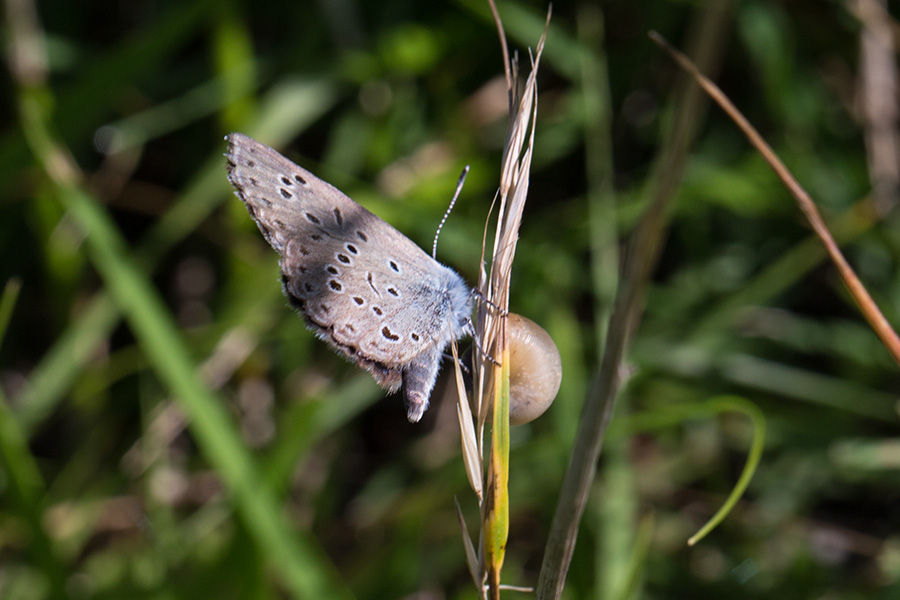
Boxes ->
[433,165,470,259]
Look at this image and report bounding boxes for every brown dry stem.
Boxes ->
[649,30,900,367]
[451,3,549,598]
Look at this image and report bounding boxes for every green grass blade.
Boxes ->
[614,395,767,545]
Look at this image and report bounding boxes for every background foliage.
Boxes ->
[3,0,900,598]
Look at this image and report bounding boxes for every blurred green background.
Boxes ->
[3,0,900,598]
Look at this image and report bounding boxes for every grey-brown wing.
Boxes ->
[225,133,459,370]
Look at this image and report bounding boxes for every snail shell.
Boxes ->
[507,313,562,425]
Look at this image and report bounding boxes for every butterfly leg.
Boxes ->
[465,316,501,366]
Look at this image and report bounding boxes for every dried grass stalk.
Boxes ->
[451,3,550,598]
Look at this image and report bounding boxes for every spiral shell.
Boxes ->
[507,313,562,425]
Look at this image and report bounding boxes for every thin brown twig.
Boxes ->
[649,30,900,367]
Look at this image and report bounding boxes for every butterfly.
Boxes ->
[225,133,473,421]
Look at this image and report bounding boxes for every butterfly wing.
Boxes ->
[225,133,469,399]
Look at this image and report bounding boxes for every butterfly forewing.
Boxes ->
[225,133,468,378]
